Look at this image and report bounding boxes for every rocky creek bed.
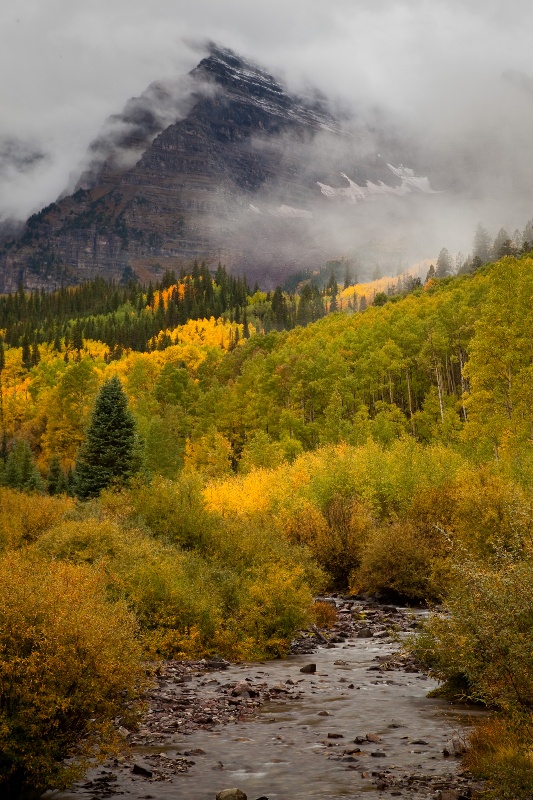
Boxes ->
[44,596,485,800]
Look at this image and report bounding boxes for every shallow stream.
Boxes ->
[47,608,483,800]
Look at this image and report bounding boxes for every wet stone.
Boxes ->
[216,790,248,800]
[132,763,152,777]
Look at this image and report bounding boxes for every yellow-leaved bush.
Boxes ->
[29,502,322,662]
[0,488,73,552]
[0,551,148,797]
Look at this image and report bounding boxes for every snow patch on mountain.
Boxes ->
[318,163,438,203]
[249,203,313,219]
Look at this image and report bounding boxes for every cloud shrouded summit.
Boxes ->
[0,44,449,290]
[2,1,533,262]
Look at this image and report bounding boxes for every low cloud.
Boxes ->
[2,0,533,264]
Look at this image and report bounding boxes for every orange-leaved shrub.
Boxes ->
[0,551,147,797]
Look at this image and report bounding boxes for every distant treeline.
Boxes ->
[0,264,251,353]
[0,263,331,355]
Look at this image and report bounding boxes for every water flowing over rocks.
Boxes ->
[44,597,484,800]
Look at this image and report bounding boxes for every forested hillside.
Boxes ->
[1,254,532,479]
[1,253,533,797]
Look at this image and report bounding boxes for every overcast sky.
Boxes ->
[2,0,533,242]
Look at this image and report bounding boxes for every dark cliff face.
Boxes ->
[0,45,411,291]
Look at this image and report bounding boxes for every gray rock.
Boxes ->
[216,790,247,800]
[300,663,317,674]
[132,763,153,777]
[231,681,252,697]
[444,736,466,756]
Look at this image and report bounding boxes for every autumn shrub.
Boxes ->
[275,496,329,548]
[30,517,222,658]
[318,493,374,587]
[0,488,73,551]
[199,513,321,657]
[312,600,338,628]
[237,564,314,657]
[410,550,533,800]
[204,440,466,590]
[412,555,533,714]
[353,521,446,601]
[206,562,315,659]
[0,551,147,797]
[450,467,533,559]
[129,473,215,548]
[123,549,223,658]
[303,445,365,510]
[32,518,134,565]
[463,717,533,800]
[278,492,373,589]
[271,464,374,588]
[29,507,317,660]
[406,483,459,541]
[202,511,321,582]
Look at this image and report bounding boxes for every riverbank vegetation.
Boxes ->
[2,251,533,796]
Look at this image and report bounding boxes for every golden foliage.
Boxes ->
[312,600,337,628]
[149,316,254,351]
[0,488,73,551]
[464,717,533,800]
[0,551,146,795]
[184,428,233,478]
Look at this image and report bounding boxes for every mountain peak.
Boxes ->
[193,42,286,99]
[0,45,426,292]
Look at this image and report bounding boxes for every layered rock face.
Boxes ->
[0,45,425,290]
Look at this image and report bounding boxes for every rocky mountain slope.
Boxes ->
[0,45,434,291]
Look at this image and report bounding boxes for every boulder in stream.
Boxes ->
[216,790,248,800]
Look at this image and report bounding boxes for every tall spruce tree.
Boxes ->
[47,454,66,495]
[74,375,137,499]
[2,440,43,492]
[435,247,453,278]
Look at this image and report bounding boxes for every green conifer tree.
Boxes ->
[74,376,138,499]
[242,307,250,339]
[435,247,453,278]
[47,454,66,495]
[2,440,43,492]
[21,335,32,371]
[31,341,41,367]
